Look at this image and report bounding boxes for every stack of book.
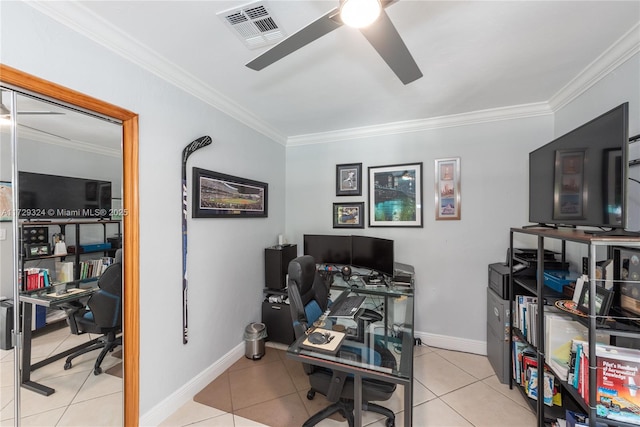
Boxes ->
[22,268,51,291]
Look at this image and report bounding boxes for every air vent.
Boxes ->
[217,1,286,50]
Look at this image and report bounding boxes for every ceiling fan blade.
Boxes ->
[359,9,422,85]
[18,111,65,115]
[246,7,342,71]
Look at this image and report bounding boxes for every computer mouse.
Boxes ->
[308,332,329,344]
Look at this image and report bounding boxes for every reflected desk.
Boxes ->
[287,287,415,427]
[19,280,99,396]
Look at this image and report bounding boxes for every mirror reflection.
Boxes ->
[0,91,123,425]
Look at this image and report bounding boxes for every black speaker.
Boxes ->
[265,244,297,290]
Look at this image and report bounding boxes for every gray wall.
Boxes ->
[2,1,287,417]
[285,114,553,350]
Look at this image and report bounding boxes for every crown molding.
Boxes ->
[26,2,639,148]
[26,1,287,146]
[287,102,552,146]
[548,21,640,112]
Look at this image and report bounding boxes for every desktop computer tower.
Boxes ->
[486,287,510,384]
[264,244,297,290]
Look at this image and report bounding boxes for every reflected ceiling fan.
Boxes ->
[246,0,422,85]
[0,103,65,116]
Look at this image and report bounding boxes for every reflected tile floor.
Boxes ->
[160,343,537,427]
[0,323,123,426]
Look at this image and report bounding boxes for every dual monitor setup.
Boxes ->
[303,234,394,278]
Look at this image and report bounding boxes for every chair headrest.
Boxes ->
[99,262,122,296]
[288,255,316,294]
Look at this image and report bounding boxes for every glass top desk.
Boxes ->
[19,280,99,395]
[287,285,415,427]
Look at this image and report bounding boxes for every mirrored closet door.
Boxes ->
[0,87,124,425]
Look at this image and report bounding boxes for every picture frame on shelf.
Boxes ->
[434,157,461,221]
[336,163,362,196]
[0,181,11,222]
[577,284,613,317]
[368,163,422,227]
[192,167,268,218]
[333,202,364,228]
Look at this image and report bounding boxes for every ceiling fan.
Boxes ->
[246,0,422,85]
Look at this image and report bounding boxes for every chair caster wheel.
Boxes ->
[93,367,102,376]
[64,362,72,370]
[307,390,315,400]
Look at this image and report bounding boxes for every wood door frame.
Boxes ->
[0,64,140,426]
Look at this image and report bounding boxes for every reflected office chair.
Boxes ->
[288,255,397,427]
[64,250,122,376]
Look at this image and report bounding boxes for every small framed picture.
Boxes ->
[0,181,12,222]
[333,202,364,228]
[336,163,362,196]
[577,284,613,317]
[435,157,461,221]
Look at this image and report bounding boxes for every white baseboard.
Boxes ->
[139,332,486,425]
[139,342,244,426]
[414,331,487,356]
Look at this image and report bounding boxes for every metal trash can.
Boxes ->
[244,322,267,360]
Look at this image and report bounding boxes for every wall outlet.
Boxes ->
[0,229,6,241]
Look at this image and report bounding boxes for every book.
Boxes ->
[527,367,554,406]
[595,345,640,425]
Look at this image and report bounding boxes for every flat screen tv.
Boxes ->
[19,171,112,219]
[529,103,631,232]
[351,235,394,276]
[303,234,352,265]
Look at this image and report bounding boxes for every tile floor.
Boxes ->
[1,326,537,426]
[0,323,123,426]
[160,342,537,427]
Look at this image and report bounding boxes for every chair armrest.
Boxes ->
[326,370,348,403]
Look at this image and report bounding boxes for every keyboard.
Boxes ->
[328,296,366,317]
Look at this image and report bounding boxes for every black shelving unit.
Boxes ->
[20,220,120,289]
[509,227,640,427]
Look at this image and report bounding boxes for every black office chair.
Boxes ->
[288,255,397,427]
[63,255,122,376]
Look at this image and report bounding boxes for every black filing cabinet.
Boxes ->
[487,286,511,384]
[262,295,294,344]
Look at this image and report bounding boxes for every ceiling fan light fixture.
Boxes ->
[340,0,381,28]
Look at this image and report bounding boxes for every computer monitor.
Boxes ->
[351,235,394,276]
[303,234,352,265]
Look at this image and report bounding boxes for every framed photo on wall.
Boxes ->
[333,202,365,228]
[192,167,268,218]
[0,182,12,222]
[336,163,362,196]
[368,163,422,227]
[435,158,461,220]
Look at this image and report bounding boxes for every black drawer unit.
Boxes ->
[261,300,294,345]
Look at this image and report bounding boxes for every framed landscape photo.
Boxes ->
[336,163,362,196]
[192,167,268,218]
[368,163,422,227]
[333,202,364,228]
[435,157,461,220]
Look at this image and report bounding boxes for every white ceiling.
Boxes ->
[23,1,640,145]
